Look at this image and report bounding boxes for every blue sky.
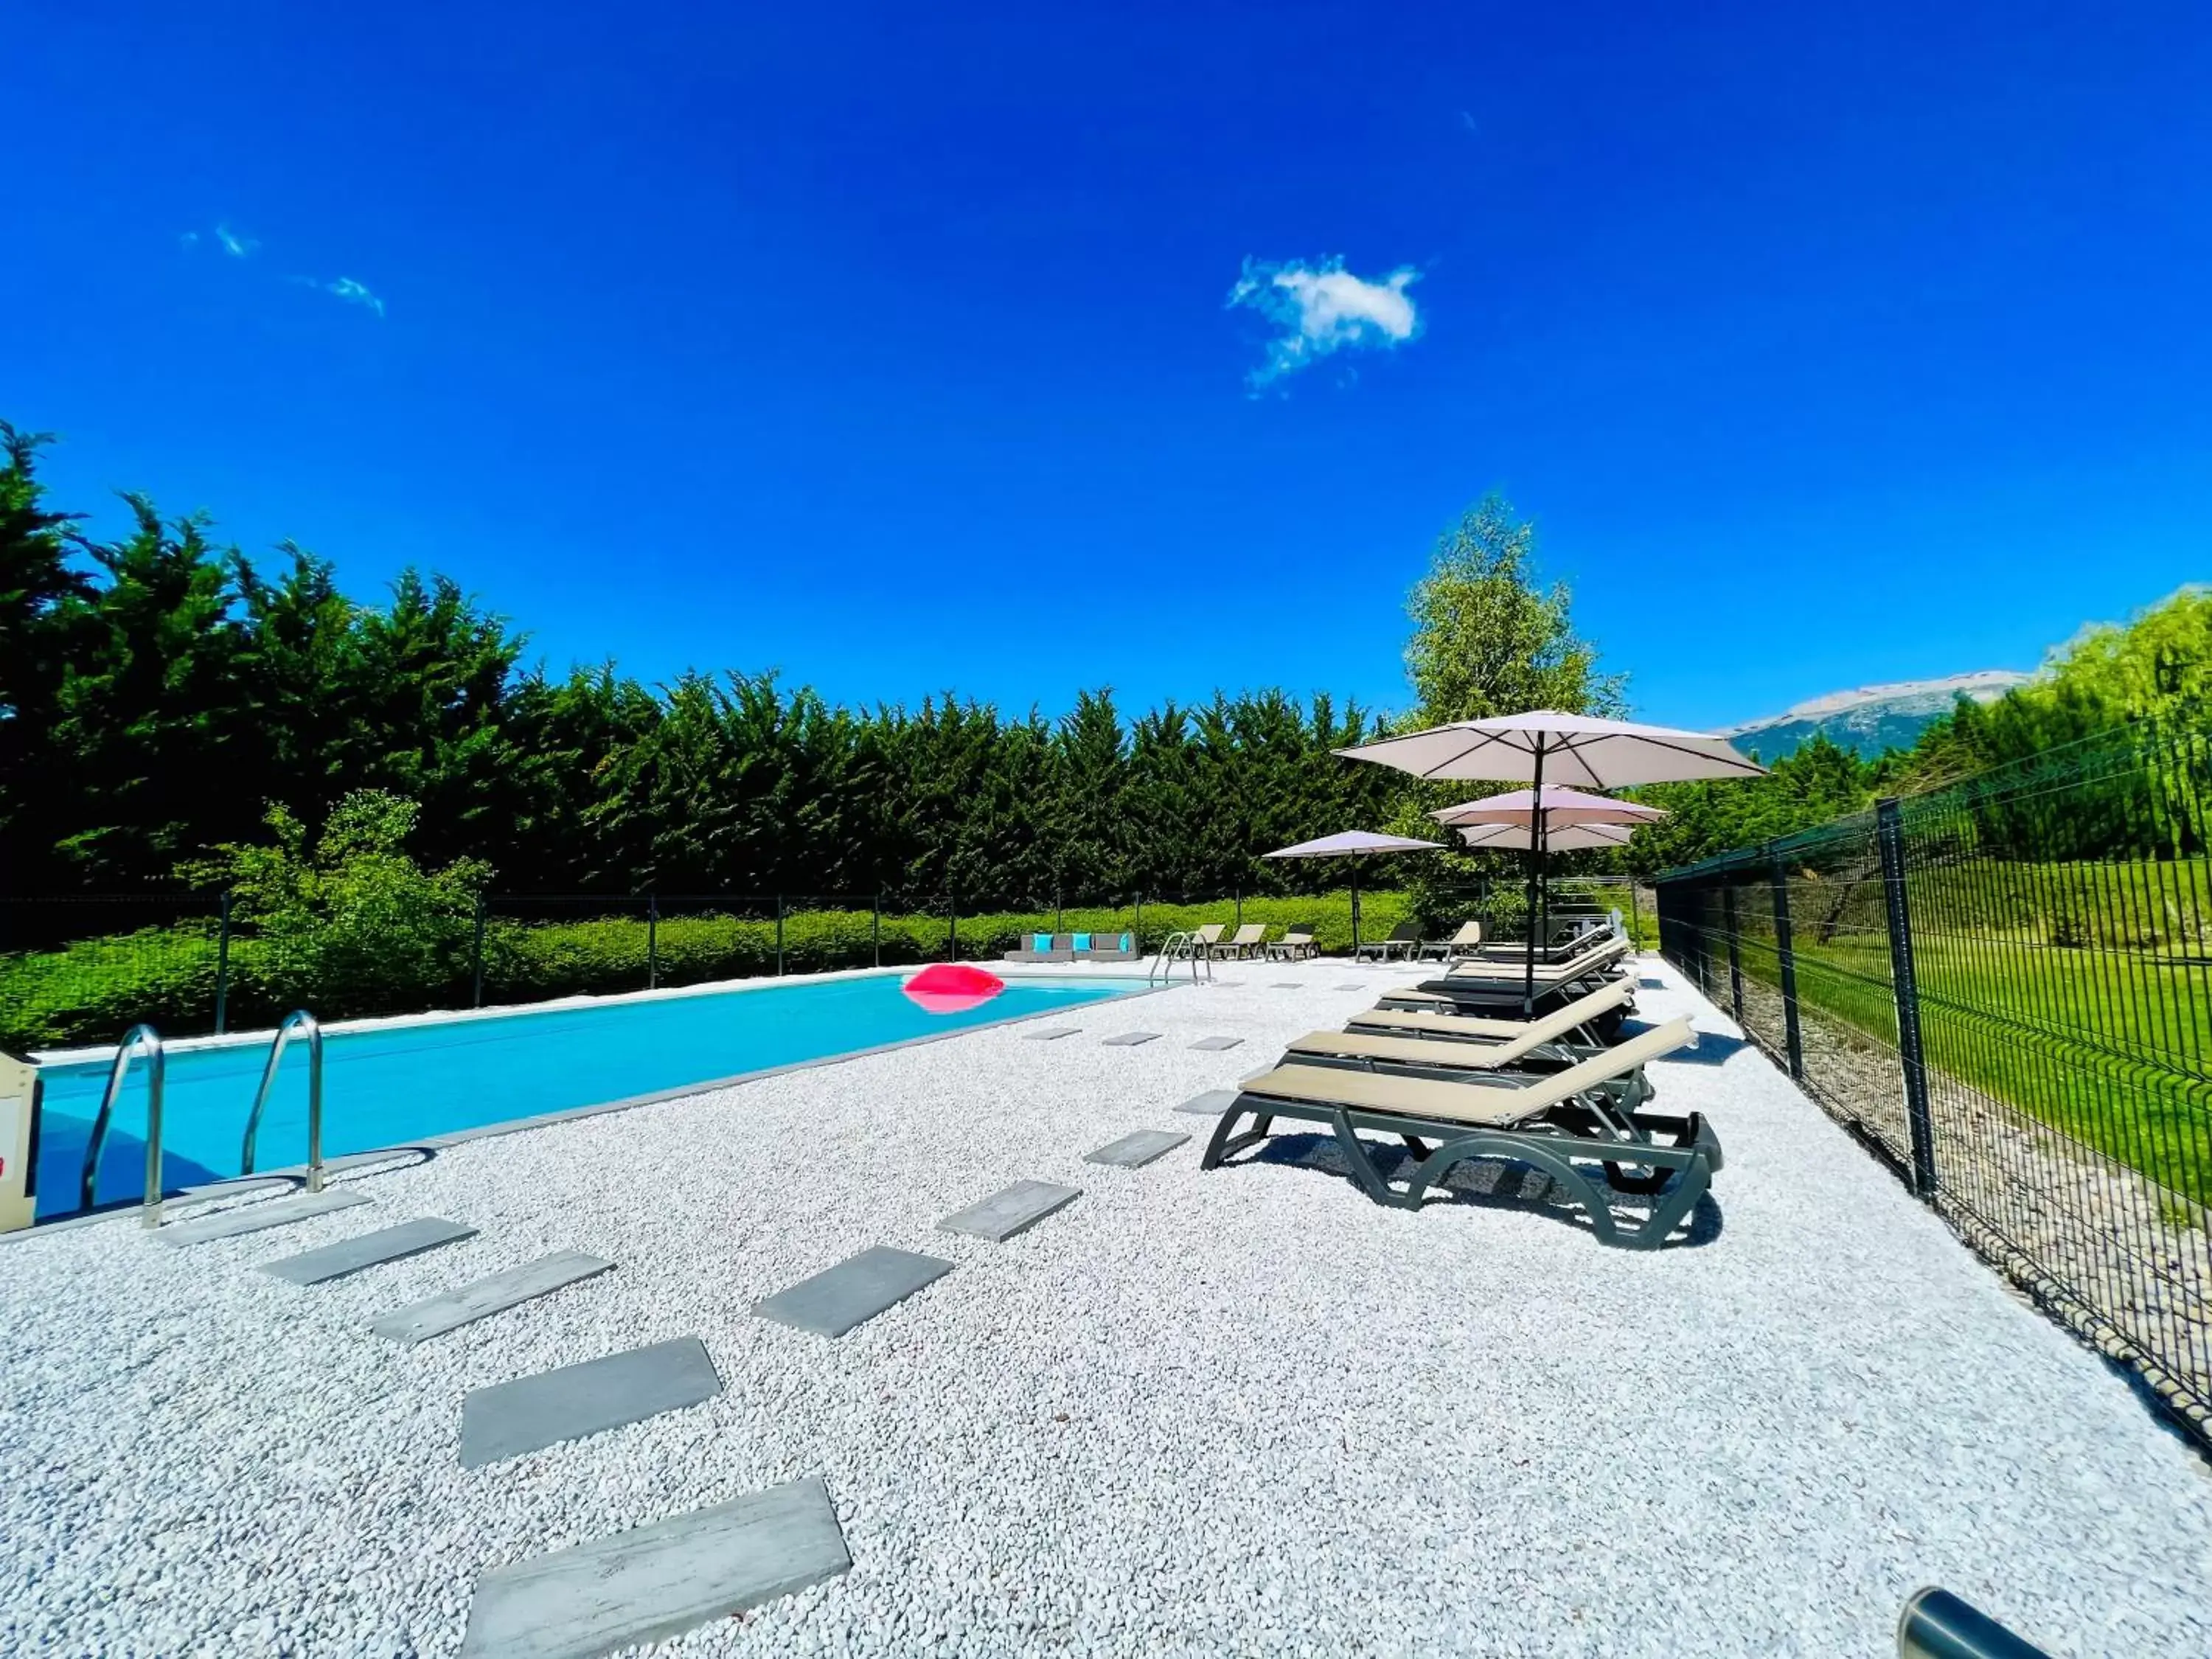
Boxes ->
[8,1,2208,729]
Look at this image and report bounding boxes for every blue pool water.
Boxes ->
[32,974,1134,1221]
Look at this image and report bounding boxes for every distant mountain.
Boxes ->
[1721,669,2034,761]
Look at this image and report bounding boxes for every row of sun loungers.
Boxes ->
[1200,941,1717,1249]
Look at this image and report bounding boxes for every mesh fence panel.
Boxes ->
[1655,717,2212,1449]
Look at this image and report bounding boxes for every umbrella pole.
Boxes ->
[1523,745,1545,1016]
[1352,860,1361,953]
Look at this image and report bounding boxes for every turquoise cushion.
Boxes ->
[1119,933,1132,951]
[1072,932,1091,950]
[1033,934,1052,952]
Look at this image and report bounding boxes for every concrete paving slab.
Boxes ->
[753,1245,955,1338]
[459,1336,721,1469]
[156,1187,371,1247]
[936,1180,1080,1242]
[459,1476,849,1658]
[260,1217,476,1285]
[371,1251,615,1345]
[1085,1130,1189,1168]
[1270,981,1301,990]
[1100,1032,1159,1046]
[1021,1026,1079,1041]
[1174,1088,1240,1116]
[1335,981,1368,990]
[1189,1035,1243,1051]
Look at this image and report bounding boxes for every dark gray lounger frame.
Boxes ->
[1200,1079,1720,1251]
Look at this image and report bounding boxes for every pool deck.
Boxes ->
[4,956,2209,1655]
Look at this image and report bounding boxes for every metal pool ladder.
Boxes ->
[240,1010,327,1193]
[1148,931,1213,986]
[80,1024,167,1226]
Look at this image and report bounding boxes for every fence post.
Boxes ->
[471,896,487,1009]
[1770,851,1804,1080]
[1235,884,1242,928]
[647,893,658,991]
[1722,880,1745,1024]
[872,891,881,968]
[1133,893,1142,952]
[776,894,785,976]
[1876,797,1939,1197]
[1628,882,1641,948]
[949,894,959,961]
[213,889,233,1035]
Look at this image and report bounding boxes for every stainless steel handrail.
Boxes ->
[80,1024,167,1226]
[1898,1588,2053,1659]
[240,1011,326,1193]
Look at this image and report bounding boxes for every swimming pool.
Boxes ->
[32,973,1138,1221]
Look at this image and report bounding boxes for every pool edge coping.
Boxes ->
[9,980,1175,1241]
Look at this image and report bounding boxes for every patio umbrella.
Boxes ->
[1451,820,1641,852]
[1432,784,1670,830]
[1262,829,1442,952]
[1336,711,1761,1009]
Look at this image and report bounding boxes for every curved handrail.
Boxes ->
[240,1011,327,1193]
[80,1024,166,1226]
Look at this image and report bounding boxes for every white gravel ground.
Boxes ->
[5,958,2210,1658]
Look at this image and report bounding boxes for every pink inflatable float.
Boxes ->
[901,962,1006,1015]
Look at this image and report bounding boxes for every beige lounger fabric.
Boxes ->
[1352,980,1632,1041]
[1240,1019,1694,1129]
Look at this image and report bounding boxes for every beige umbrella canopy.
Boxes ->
[1338,711,1756,1009]
[1432,785,1669,830]
[1262,830,1442,951]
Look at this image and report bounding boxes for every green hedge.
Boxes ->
[0,891,1426,1051]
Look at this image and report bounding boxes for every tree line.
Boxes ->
[0,423,1409,903]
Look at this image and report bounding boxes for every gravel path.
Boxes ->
[4,959,2209,1657]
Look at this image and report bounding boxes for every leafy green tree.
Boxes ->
[1403,493,1627,724]
[187,790,490,1014]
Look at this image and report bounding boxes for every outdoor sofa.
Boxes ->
[1001,931,1140,964]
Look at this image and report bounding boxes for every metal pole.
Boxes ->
[1897,1587,2053,1659]
[872,891,881,967]
[1771,852,1804,1079]
[1235,884,1242,928]
[471,897,487,1009]
[1134,892,1143,953]
[1628,882,1641,949]
[139,1038,166,1229]
[647,894,658,991]
[1054,886,1062,932]
[776,894,785,975]
[1351,864,1360,953]
[949,894,958,961]
[1877,797,1939,1197]
[213,889,232,1035]
[1723,880,1745,1024]
[1523,744,1546,1015]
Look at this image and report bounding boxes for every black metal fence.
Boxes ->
[1654,716,2212,1449]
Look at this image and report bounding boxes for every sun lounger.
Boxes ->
[1414,920,1484,961]
[1202,1019,1717,1248]
[1353,921,1422,962]
[1265,926,1318,961]
[1192,923,1227,957]
[1345,979,1634,1050]
[1216,922,1267,959]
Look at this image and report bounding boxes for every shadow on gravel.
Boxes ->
[1246,1133,1724,1249]
[1618,1021,1754,1068]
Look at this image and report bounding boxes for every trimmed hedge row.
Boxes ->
[0,892,1419,1051]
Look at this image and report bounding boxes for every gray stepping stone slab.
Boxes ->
[1022,1026,1079,1041]
[260,1217,477,1285]
[158,1187,370,1247]
[1335,981,1367,990]
[937,1180,1080,1242]
[370,1251,616,1345]
[1190,1034,1244,1051]
[459,1475,849,1658]
[460,1336,721,1470]
[1175,1088,1240,1116]
[1270,981,1301,989]
[753,1246,954,1338]
[1100,1031,1160,1046]
[1085,1129,1190,1168]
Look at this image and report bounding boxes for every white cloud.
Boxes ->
[216,223,258,258]
[1225,257,1423,390]
[322,277,386,318]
